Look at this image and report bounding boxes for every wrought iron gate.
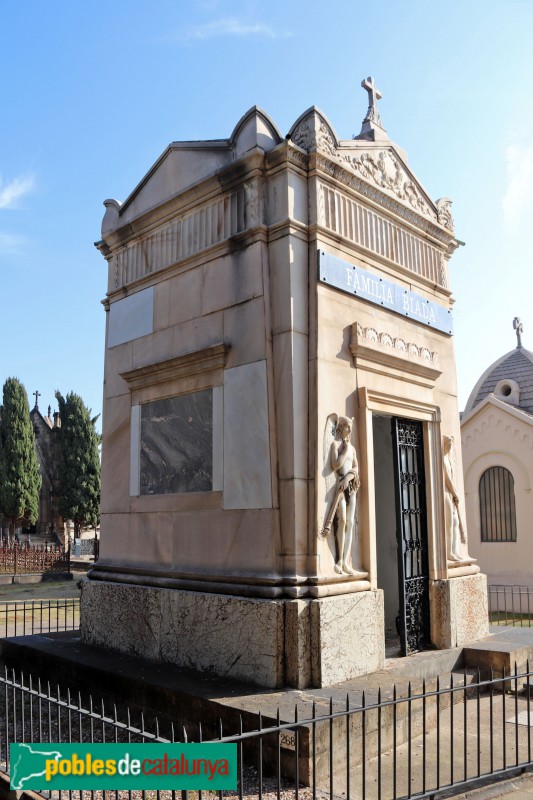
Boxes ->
[392,417,431,655]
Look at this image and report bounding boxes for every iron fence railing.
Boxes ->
[0,542,70,575]
[489,584,533,626]
[0,599,80,638]
[75,537,99,558]
[0,663,532,799]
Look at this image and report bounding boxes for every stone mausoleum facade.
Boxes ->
[83,80,488,688]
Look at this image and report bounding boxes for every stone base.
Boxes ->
[81,581,384,689]
[429,572,489,649]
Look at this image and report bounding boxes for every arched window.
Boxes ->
[479,467,517,542]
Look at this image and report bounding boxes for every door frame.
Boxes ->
[357,387,448,592]
[391,416,431,655]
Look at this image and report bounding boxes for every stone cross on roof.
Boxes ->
[513,316,524,348]
[33,390,41,409]
[361,76,383,127]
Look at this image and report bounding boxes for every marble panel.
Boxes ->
[108,287,154,347]
[201,248,263,316]
[140,389,213,495]
[99,511,174,569]
[97,513,130,562]
[169,509,278,573]
[100,394,132,514]
[103,339,132,401]
[171,312,224,361]
[132,327,173,371]
[278,477,308,558]
[272,330,308,480]
[153,278,170,331]
[224,297,266,369]
[212,385,223,491]
[130,405,141,496]
[130,491,222,515]
[268,237,308,335]
[223,362,272,510]
[166,267,203,327]
[310,590,385,686]
[287,171,308,224]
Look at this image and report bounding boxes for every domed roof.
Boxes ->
[464,320,533,415]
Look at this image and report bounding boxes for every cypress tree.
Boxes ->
[55,391,100,537]
[0,377,42,537]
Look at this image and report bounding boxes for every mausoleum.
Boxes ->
[83,79,488,688]
[461,318,533,587]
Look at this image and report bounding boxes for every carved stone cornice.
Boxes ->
[314,153,453,247]
[350,323,442,385]
[120,344,230,390]
[286,145,309,172]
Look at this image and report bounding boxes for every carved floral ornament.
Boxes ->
[289,114,454,233]
[351,323,440,368]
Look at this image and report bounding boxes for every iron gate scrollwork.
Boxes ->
[392,417,431,655]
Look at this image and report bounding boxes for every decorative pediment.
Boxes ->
[229,106,283,159]
[338,147,438,223]
[287,107,339,158]
[288,105,449,229]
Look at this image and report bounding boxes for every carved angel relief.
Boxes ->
[341,150,434,218]
[443,435,475,566]
[320,414,361,575]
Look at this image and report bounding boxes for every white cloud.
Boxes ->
[0,174,35,210]
[502,143,533,236]
[177,18,291,42]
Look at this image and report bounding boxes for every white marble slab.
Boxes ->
[129,404,141,496]
[223,361,272,509]
[108,287,154,347]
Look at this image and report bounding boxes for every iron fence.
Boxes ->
[74,537,99,560]
[0,663,532,799]
[0,542,70,576]
[0,599,80,638]
[489,585,533,626]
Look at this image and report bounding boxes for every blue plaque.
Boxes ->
[318,251,453,335]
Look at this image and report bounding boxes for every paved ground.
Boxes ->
[452,768,533,799]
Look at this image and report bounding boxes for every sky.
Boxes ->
[1,0,532,431]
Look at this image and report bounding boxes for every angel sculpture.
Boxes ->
[443,434,468,562]
[321,414,361,575]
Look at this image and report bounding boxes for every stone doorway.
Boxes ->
[374,414,431,657]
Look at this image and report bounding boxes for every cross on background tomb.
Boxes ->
[513,316,524,347]
[361,76,383,127]
[33,390,41,409]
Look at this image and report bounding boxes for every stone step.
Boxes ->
[463,626,533,678]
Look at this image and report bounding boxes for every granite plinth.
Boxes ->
[81,581,385,688]
[430,573,489,649]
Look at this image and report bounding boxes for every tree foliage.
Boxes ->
[0,377,42,534]
[55,391,100,537]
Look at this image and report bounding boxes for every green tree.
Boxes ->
[0,377,42,537]
[55,391,101,537]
